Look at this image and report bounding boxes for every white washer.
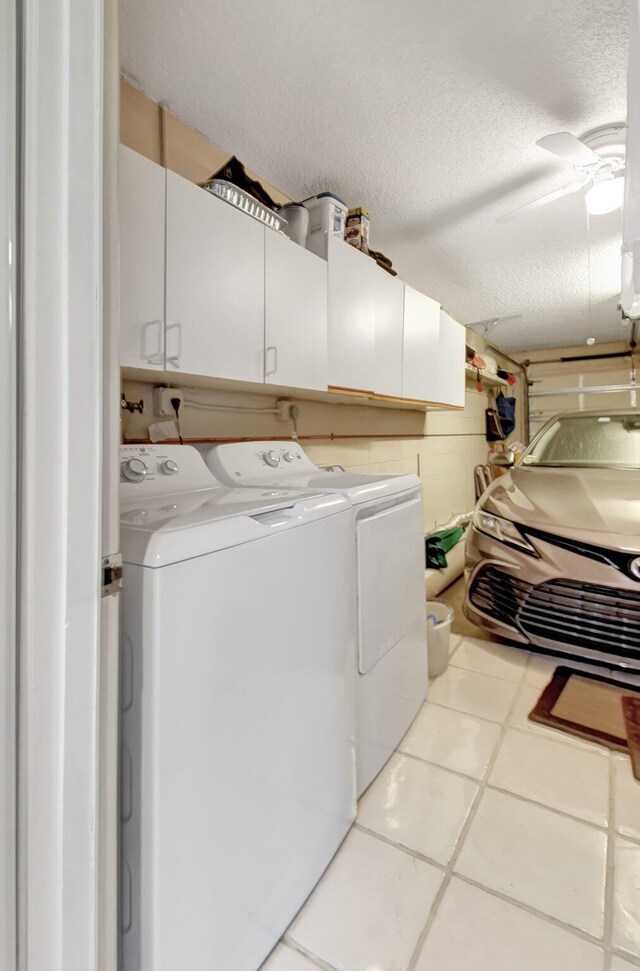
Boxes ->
[199,441,428,796]
[119,445,356,971]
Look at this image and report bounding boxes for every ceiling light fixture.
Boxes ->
[497,124,626,222]
[585,175,625,216]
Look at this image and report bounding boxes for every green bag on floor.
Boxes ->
[425,526,465,570]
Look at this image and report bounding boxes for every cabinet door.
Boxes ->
[370,268,405,397]
[435,310,466,407]
[327,236,376,391]
[401,286,440,401]
[118,145,166,369]
[265,232,327,391]
[165,171,265,381]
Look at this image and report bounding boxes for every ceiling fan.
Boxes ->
[497,124,626,223]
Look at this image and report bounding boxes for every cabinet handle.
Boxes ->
[142,319,164,365]
[265,345,278,376]
[166,322,182,369]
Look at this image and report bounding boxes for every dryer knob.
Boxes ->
[160,459,179,475]
[121,458,148,483]
[282,451,294,462]
[263,450,280,468]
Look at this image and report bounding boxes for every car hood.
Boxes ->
[482,466,640,552]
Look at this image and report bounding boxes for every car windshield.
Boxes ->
[522,413,640,469]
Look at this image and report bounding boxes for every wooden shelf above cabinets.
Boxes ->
[464,364,511,388]
[327,385,463,410]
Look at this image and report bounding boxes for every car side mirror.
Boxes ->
[489,451,515,468]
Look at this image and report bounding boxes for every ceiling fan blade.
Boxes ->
[496,180,589,223]
[536,132,601,167]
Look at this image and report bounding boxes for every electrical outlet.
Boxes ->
[276,399,292,422]
[154,386,184,417]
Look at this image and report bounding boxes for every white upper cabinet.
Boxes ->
[401,286,440,401]
[326,235,376,391]
[435,309,465,407]
[119,149,467,406]
[264,232,328,391]
[165,170,265,381]
[370,267,405,398]
[118,145,166,369]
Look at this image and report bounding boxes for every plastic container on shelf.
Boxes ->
[426,600,454,678]
[279,203,309,246]
[302,193,348,256]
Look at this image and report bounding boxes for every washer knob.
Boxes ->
[263,450,280,468]
[282,451,294,463]
[121,457,148,483]
[160,459,179,475]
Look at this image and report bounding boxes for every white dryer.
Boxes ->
[199,441,428,796]
[119,444,356,971]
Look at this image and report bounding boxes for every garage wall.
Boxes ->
[119,79,525,531]
[122,367,521,530]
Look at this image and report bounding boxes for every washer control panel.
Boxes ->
[203,441,317,485]
[120,445,220,497]
[262,449,280,468]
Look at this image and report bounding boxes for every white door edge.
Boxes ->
[18,0,104,969]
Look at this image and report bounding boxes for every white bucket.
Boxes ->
[426,600,454,679]
[279,203,309,247]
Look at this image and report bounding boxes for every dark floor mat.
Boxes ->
[529,666,640,772]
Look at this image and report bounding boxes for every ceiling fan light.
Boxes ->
[585,177,624,215]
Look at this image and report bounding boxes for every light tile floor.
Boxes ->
[262,635,640,971]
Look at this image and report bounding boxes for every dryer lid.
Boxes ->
[200,441,421,505]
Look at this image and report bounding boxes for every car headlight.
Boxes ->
[472,507,538,555]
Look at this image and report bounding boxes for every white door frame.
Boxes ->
[1,0,17,969]
[99,0,121,966]
[18,0,105,968]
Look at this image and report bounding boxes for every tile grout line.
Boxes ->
[353,820,448,873]
[397,746,488,784]
[451,871,608,953]
[413,687,614,753]
[444,662,530,686]
[611,949,640,970]
[355,816,613,956]
[422,697,506,725]
[425,693,628,757]
[395,744,612,834]
[280,936,340,971]
[503,720,617,755]
[485,782,609,832]
[405,672,522,971]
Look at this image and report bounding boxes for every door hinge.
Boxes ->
[102,553,123,598]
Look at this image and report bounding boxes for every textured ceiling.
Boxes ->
[120,0,630,352]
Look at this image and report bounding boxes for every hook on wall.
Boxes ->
[121,393,144,415]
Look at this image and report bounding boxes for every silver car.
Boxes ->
[464,409,640,668]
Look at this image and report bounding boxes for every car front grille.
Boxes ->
[521,526,636,575]
[469,566,527,630]
[470,566,640,658]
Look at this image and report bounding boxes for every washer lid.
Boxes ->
[121,486,350,567]
[200,441,421,505]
